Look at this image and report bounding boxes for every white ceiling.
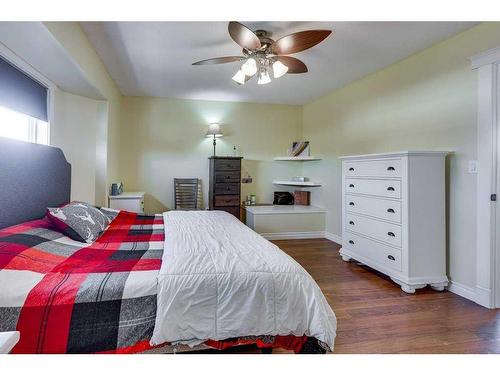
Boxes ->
[81,22,476,105]
[0,22,104,100]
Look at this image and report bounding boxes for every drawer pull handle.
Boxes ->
[349,202,355,206]
[348,167,355,171]
[349,221,355,225]
[348,240,355,245]
[349,184,355,188]
[387,255,395,261]
[387,208,395,213]
[387,166,395,171]
[387,186,395,191]
[387,232,395,237]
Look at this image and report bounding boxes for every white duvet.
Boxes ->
[150,210,337,350]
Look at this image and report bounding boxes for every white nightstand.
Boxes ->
[108,192,145,213]
[0,331,20,353]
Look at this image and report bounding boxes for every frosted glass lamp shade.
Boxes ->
[232,69,246,85]
[241,58,257,76]
[257,70,271,85]
[206,123,223,137]
[272,60,288,78]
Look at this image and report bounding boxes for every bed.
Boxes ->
[0,137,337,353]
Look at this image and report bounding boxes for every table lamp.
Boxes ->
[206,123,223,156]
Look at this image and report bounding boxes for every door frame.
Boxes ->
[471,47,500,308]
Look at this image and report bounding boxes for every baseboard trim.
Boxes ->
[447,281,492,308]
[324,231,342,245]
[261,231,325,240]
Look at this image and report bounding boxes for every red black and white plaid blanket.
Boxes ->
[0,211,311,354]
[0,211,164,354]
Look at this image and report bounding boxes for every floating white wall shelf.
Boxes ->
[272,180,322,187]
[273,156,322,161]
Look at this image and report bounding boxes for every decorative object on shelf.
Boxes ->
[294,191,311,206]
[245,195,257,205]
[273,191,294,205]
[288,141,310,157]
[291,176,309,182]
[241,175,252,184]
[206,123,223,156]
[192,22,332,86]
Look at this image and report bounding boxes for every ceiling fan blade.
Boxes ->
[228,21,261,50]
[192,56,246,65]
[272,30,332,55]
[277,56,308,74]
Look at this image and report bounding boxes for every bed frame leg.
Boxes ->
[261,347,273,354]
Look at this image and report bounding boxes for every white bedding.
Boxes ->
[150,210,337,350]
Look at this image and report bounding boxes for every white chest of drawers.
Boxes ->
[339,151,449,293]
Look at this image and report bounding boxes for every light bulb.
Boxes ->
[272,60,288,78]
[232,69,246,85]
[257,69,271,85]
[241,58,257,76]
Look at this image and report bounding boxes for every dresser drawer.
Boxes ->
[344,158,402,178]
[345,178,401,199]
[214,159,241,171]
[215,183,240,195]
[344,232,402,272]
[215,171,240,183]
[346,195,401,223]
[345,213,402,247]
[215,195,240,206]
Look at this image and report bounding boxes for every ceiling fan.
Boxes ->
[192,22,332,85]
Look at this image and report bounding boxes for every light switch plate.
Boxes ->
[468,160,478,174]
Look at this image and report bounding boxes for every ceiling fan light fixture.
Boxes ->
[241,58,257,76]
[257,69,271,85]
[272,60,288,78]
[232,69,246,85]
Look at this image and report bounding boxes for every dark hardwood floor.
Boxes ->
[211,238,500,354]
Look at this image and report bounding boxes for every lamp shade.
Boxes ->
[206,123,223,137]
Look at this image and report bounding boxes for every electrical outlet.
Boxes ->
[468,160,478,174]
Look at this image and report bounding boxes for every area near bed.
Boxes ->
[0,208,336,353]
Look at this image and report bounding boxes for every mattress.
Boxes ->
[151,210,337,351]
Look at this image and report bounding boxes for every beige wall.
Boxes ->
[44,22,122,206]
[119,97,303,213]
[302,22,500,288]
[51,90,107,204]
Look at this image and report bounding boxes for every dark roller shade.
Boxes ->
[0,56,48,121]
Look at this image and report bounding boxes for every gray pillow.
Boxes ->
[47,202,109,243]
[100,207,120,223]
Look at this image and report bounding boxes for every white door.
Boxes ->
[496,69,500,308]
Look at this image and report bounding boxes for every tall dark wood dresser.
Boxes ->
[209,156,243,219]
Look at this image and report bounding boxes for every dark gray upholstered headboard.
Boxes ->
[0,137,71,229]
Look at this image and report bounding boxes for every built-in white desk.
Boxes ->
[245,205,326,240]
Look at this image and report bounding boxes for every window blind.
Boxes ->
[0,56,48,122]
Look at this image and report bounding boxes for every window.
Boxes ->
[0,105,49,145]
[0,54,49,145]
